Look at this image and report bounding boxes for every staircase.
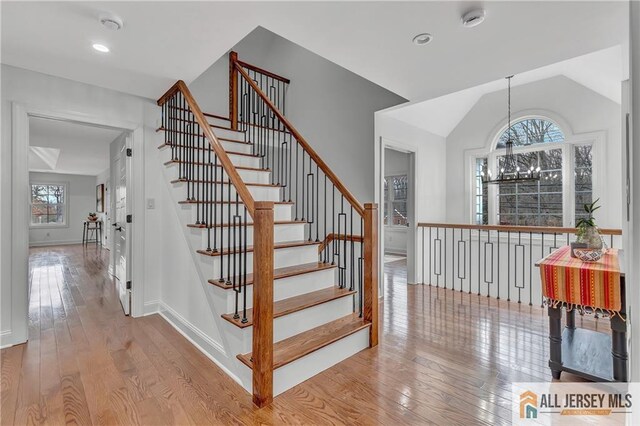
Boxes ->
[155,52,379,407]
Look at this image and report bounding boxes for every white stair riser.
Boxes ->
[187,223,306,249]
[212,127,246,141]
[219,267,336,312]
[231,296,354,345]
[180,203,293,223]
[172,181,281,202]
[197,244,320,276]
[273,328,368,396]
[206,116,232,128]
[235,327,369,396]
[164,162,271,184]
[159,145,260,170]
[222,140,253,154]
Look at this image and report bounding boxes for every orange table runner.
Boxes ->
[539,246,621,313]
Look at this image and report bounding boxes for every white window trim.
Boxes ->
[463,113,605,227]
[29,181,70,229]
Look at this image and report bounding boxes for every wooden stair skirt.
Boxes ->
[156,70,378,408]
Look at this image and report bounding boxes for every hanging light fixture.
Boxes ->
[481,76,541,184]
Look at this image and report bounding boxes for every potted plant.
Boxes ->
[88,212,98,222]
[571,198,604,259]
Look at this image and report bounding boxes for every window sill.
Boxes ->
[30,224,69,230]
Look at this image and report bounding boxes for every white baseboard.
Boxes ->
[28,240,83,247]
[0,329,16,349]
[143,300,160,316]
[154,301,245,389]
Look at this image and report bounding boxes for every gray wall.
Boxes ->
[189,26,407,202]
[29,172,97,246]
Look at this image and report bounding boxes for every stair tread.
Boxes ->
[159,143,258,157]
[164,119,238,133]
[237,314,370,370]
[222,286,355,328]
[208,261,337,289]
[197,240,319,257]
[188,220,303,229]
[171,178,281,188]
[166,107,230,122]
[164,160,267,172]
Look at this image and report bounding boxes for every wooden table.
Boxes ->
[83,220,102,245]
[536,249,627,382]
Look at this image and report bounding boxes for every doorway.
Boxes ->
[380,145,416,289]
[25,115,132,315]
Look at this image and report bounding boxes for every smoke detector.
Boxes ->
[461,9,486,28]
[99,13,123,31]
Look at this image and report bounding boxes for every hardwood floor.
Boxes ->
[1,246,600,425]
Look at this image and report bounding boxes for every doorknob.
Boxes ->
[116,226,123,232]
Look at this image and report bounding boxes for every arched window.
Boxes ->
[474,117,593,227]
[496,118,564,149]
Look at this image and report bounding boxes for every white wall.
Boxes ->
[628,0,640,383]
[1,64,162,346]
[446,75,623,229]
[375,114,447,283]
[383,148,409,255]
[28,172,96,246]
[190,26,407,203]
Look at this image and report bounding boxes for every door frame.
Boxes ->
[377,137,418,288]
[10,102,145,345]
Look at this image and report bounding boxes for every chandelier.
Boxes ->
[481,76,541,184]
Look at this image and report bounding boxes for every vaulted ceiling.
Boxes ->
[1,1,629,103]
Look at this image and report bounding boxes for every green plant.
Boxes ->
[575,198,600,240]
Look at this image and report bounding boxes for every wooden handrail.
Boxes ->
[417,223,622,236]
[157,80,256,217]
[233,62,365,218]
[318,233,363,254]
[236,58,291,84]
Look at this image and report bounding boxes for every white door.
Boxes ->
[114,135,131,315]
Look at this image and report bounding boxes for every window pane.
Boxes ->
[30,184,66,225]
[497,148,563,226]
[391,201,408,226]
[475,158,488,225]
[574,145,593,223]
[496,119,564,148]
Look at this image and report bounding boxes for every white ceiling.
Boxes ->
[29,117,123,176]
[1,1,629,102]
[383,45,627,137]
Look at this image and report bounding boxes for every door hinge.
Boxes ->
[126,148,132,157]
[126,280,132,290]
[126,214,132,223]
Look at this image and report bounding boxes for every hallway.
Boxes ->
[2,245,597,425]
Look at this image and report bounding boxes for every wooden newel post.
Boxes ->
[229,51,238,130]
[363,203,379,347]
[252,201,274,407]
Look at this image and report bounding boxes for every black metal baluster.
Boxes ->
[226,181,232,285]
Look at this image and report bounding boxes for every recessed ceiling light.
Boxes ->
[412,33,433,46]
[462,9,486,28]
[92,43,110,53]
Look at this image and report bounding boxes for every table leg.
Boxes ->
[548,305,563,379]
[566,307,576,330]
[611,276,628,382]
[82,222,86,245]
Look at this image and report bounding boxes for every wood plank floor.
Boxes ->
[1,246,600,425]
